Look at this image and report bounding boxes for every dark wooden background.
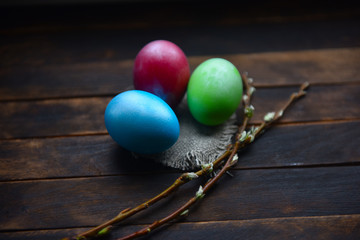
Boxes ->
[1,1,360,239]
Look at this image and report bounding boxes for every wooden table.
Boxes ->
[1,1,360,239]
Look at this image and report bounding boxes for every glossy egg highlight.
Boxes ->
[187,58,243,126]
[105,90,180,154]
[133,40,190,108]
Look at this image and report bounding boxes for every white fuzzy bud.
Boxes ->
[243,95,248,102]
[249,134,255,143]
[201,163,213,173]
[249,86,256,95]
[231,154,239,164]
[180,209,189,216]
[244,105,255,118]
[264,112,276,122]
[196,186,205,200]
[186,172,198,180]
[249,126,256,134]
[239,131,247,142]
[278,110,283,117]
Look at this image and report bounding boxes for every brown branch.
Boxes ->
[69,73,256,240]
[67,75,309,240]
[254,81,310,137]
[117,77,309,240]
[116,73,256,240]
[72,151,230,240]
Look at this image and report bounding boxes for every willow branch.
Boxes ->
[66,76,309,240]
[66,74,256,240]
[70,152,230,240]
[116,73,256,240]
[117,78,309,240]
[254,81,309,137]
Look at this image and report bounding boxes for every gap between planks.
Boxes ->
[0,213,359,234]
[0,118,358,142]
[1,6,359,35]
[1,161,359,184]
[1,81,360,104]
[1,47,360,102]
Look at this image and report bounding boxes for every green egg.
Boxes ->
[187,58,243,126]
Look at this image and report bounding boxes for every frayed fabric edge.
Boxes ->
[161,118,238,171]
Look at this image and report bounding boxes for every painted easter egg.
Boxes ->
[105,90,180,154]
[133,40,190,108]
[187,58,243,126]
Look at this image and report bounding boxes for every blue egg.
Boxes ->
[105,90,180,154]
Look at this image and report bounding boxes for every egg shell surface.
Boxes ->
[133,40,190,108]
[187,58,243,126]
[104,90,180,154]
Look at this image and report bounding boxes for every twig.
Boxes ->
[66,75,309,240]
[67,74,255,240]
[116,73,257,240]
[117,77,309,240]
[254,81,309,137]
[70,151,230,240]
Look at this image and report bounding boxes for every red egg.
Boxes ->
[133,40,190,108]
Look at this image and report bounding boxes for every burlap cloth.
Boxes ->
[146,95,239,171]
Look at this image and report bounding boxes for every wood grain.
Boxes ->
[1,18,359,68]
[0,135,172,181]
[1,214,359,240]
[237,120,360,169]
[0,48,359,101]
[0,97,111,139]
[0,61,133,101]
[0,85,359,139]
[1,2,359,240]
[0,121,359,181]
[2,1,358,34]
[1,166,359,230]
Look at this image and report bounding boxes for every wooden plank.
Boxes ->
[0,121,359,181]
[0,135,172,181]
[1,48,359,101]
[1,18,359,68]
[251,84,360,123]
[1,3,358,240]
[1,166,359,230]
[1,214,359,240]
[0,85,359,139]
[114,215,360,240]
[237,120,360,169]
[212,48,360,86]
[0,96,111,139]
[3,214,360,240]
[2,1,358,34]
[0,61,133,101]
